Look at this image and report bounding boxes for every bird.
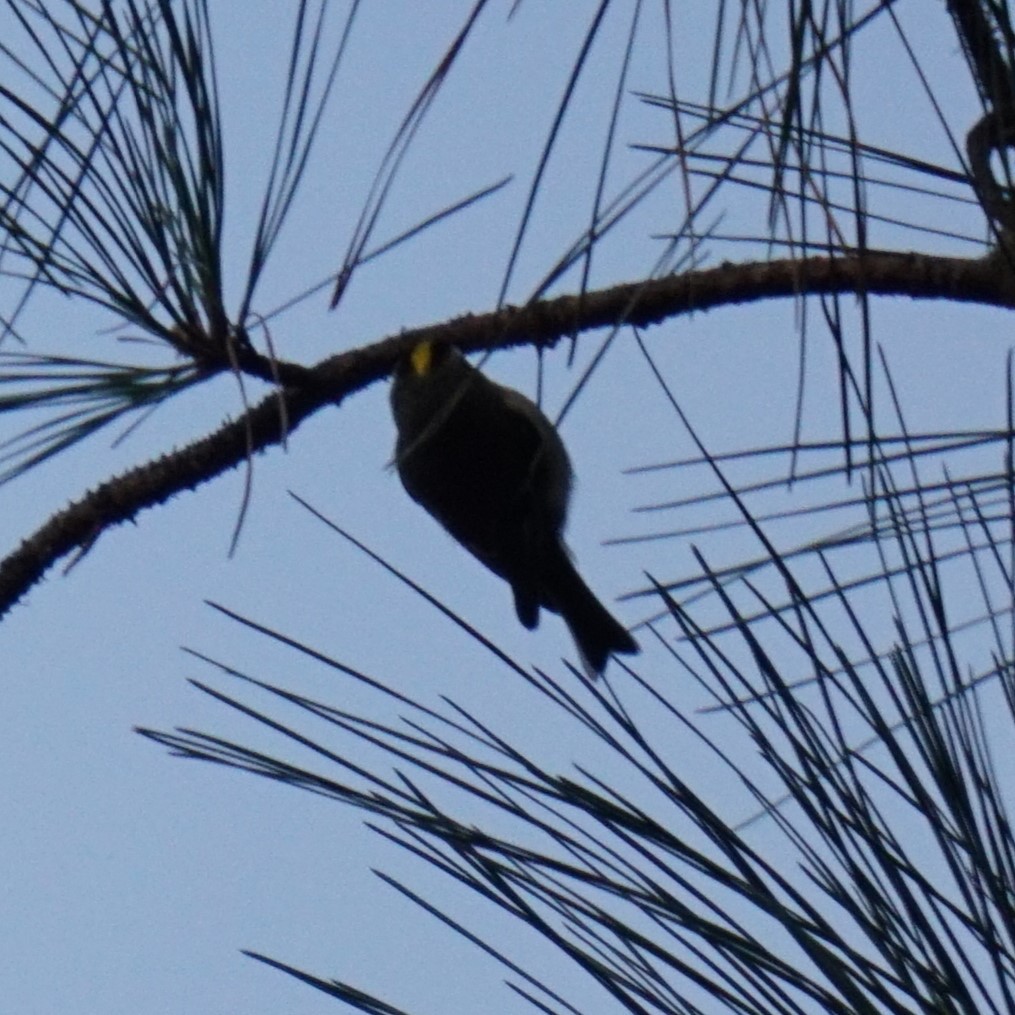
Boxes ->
[389,340,638,677]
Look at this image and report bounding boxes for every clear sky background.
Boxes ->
[0,4,1009,1014]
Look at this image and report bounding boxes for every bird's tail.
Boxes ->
[543,546,638,678]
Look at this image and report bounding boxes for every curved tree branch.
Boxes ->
[967,105,1015,246]
[2,248,1011,620]
[947,0,1015,111]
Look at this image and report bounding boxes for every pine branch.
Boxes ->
[1,249,1012,619]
